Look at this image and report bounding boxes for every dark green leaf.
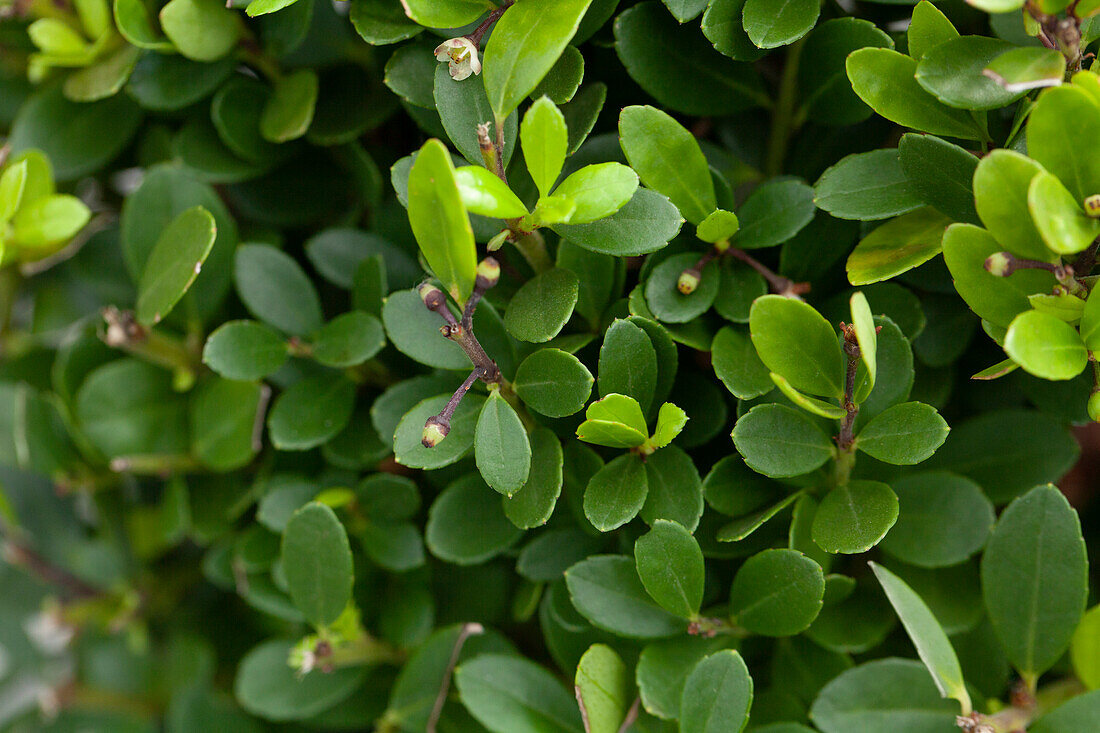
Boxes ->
[281,502,353,626]
[634,519,704,618]
[565,555,689,638]
[730,549,825,636]
[732,404,835,478]
[811,481,898,554]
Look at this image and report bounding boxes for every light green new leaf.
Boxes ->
[475,390,532,497]
[135,206,216,326]
[575,645,628,733]
[981,484,1088,682]
[1081,285,1100,351]
[0,161,27,223]
[1005,310,1088,381]
[282,502,354,627]
[907,0,958,63]
[9,194,91,252]
[749,295,844,398]
[870,563,972,715]
[407,139,478,305]
[697,209,739,243]
[1028,170,1100,255]
[855,402,949,465]
[582,393,648,436]
[454,165,530,219]
[649,402,688,449]
[635,520,704,619]
[846,208,950,285]
[845,48,985,140]
[618,105,715,225]
[551,162,638,223]
[984,47,1065,93]
[261,70,318,143]
[678,651,753,733]
[769,372,846,420]
[850,291,877,389]
[482,0,594,121]
[973,149,1054,262]
[1027,85,1100,202]
[400,0,493,27]
[521,97,568,198]
[159,0,238,62]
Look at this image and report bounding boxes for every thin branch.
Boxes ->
[728,247,810,298]
[426,623,484,733]
[836,324,861,451]
[1,540,101,599]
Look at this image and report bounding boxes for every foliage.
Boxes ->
[0,0,1099,731]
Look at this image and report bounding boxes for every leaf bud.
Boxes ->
[984,252,1013,277]
[476,257,501,289]
[422,415,450,448]
[677,268,701,294]
[1085,194,1100,218]
[418,282,446,311]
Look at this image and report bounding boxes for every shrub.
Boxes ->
[1,0,1099,730]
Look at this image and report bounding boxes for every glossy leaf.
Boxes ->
[730,549,825,636]
[575,645,628,733]
[135,206,216,326]
[634,519,704,618]
[749,295,844,398]
[1004,310,1088,381]
[551,162,638,223]
[1028,170,1100,255]
[475,390,532,496]
[732,404,835,478]
[855,402,949,465]
[846,208,950,285]
[812,481,899,554]
[456,655,583,733]
[565,555,688,638]
[514,349,593,417]
[678,651,753,733]
[584,454,648,530]
[522,97,568,198]
[281,502,354,627]
[454,166,530,219]
[813,149,922,221]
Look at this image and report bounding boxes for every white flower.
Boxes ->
[434,37,482,81]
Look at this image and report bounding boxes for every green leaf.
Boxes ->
[1071,605,1100,690]
[159,0,239,62]
[560,82,607,155]
[349,0,422,44]
[742,0,820,49]
[63,44,142,103]
[879,472,995,568]
[813,149,922,221]
[897,133,980,225]
[662,0,707,21]
[941,223,1057,329]
[565,555,688,638]
[855,402,949,465]
[475,390,532,496]
[0,161,27,224]
[426,475,522,564]
[267,376,356,451]
[1005,310,1088,381]
[614,2,768,115]
[434,64,519,170]
[584,393,648,436]
[973,149,1053,262]
[504,268,579,343]
[190,378,262,471]
[712,326,773,400]
[770,372,847,420]
[981,484,1088,681]
[1081,285,1100,351]
[482,0,594,121]
[701,0,764,62]
[730,549,825,636]
[456,655,583,733]
[584,454,648,530]
[636,637,735,720]
[644,253,719,324]
[1030,691,1100,733]
[513,349,593,417]
[235,640,364,722]
[1027,84,1100,202]
[907,0,958,63]
[735,179,816,249]
[845,48,985,140]
[924,409,1079,504]
[407,139,478,305]
[678,651,753,733]
[809,658,960,733]
[381,289,470,370]
[522,97,568,198]
[749,295,844,398]
[618,105,715,226]
[575,645,628,733]
[598,319,658,412]
[984,47,1065,93]
[812,481,898,554]
[697,209,739,243]
[234,244,323,336]
[641,444,704,531]
[798,18,894,126]
[10,85,142,181]
[649,402,688,449]
[311,311,385,368]
[400,0,493,27]
[135,206,216,326]
[282,502,354,627]
[870,563,971,715]
[260,70,318,143]
[394,393,484,469]
[846,208,950,285]
[246,0,298,16]
[1028,170,1100,255]
[502,427,564,529]
[1029,292,1085,322]
[732,404,835,478]
[552,187,684,256]
[453,165,529,219]
[915,36,1021,111]
[531,44,585,103]
[850,292,877,389]
[634,519,704,618]
[551,162,638,223]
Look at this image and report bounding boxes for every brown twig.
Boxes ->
[426,623,484,733]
